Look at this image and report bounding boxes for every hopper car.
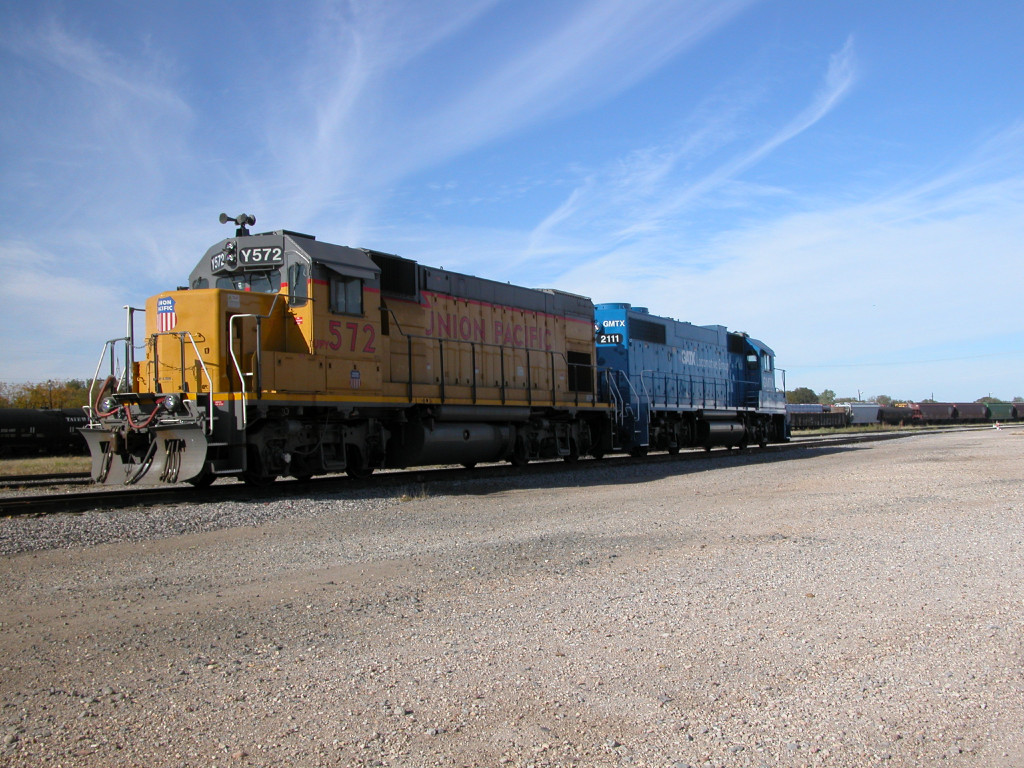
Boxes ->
[80,214,790,486]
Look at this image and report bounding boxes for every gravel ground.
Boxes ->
[1,429,1023,768]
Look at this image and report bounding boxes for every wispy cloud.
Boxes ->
[266,0,502,232]
[418,0,757,156]
[0,14,193,233]
[20,19,189,115]
[526,36,858,255]
[265,0,755,234]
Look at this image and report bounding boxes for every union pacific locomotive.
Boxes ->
[81,214,788,485]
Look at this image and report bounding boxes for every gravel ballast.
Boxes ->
[1,429,1023,767]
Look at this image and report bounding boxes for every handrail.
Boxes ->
[602,369,627,425]
[385,319,602,407]
[148,331,216,434]
[637,369,766,411]
[87,337,129,421]
[227,294,284,428]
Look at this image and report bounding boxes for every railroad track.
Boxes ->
[1,429,937,519]
[0,471,91,491]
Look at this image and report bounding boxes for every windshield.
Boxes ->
[215,270,282,293]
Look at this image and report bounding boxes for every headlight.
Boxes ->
[163,394,182,412]
[100,397,118,414]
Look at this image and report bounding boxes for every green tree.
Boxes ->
[787,387,818,404]
[0,379,92,410]
[818,389,836,405]
[874,395,893,406]
[976,396,1000,404]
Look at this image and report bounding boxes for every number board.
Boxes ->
[238,246,283,266]
[210,240,285,273]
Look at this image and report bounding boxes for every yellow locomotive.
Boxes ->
[83,214,611,485]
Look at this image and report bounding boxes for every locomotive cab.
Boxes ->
[82,220,385,485]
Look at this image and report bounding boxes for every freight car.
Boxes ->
[912,403,956,422]
[909,402,1020,424]
[985,402,1016,421]
[81,215,790,486]
[879,405,914,425]
[785,404,849,429]
[0,408,87,457]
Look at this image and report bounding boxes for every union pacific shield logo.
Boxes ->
[157,297,177,332]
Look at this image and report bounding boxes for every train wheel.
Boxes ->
[345,445,375,479]
[243,447,277,486]
[243,470,278,486]
[187,468,216,487]
[562,439,579,464]
[510,436,529,467]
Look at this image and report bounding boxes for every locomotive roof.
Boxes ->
[190,230,380,287]
[596,302,776,357]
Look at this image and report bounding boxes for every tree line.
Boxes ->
[786,387,1024,406]
[0,379,93,410]
[5,378,1021,411]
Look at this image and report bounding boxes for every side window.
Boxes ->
[331,276,363,315]
[288,263,308,307]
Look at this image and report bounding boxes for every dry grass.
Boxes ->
[0,455,91,477]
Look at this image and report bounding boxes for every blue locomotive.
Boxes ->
[595,303,788,454]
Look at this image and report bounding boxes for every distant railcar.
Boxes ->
[986,402,1015,422]
[915,403,956,422]
[849,404,882,425]
[879,405,914,425]
[785,404,848,429]
[953,402,990,422]
[0,408,87,457]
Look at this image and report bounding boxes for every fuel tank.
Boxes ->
[388,422,513,467]
[699,420,747,448]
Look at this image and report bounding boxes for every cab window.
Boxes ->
[331,276,363,315]
[288,263,308,307]
[216,270,282,293]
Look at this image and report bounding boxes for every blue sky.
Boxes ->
[2,0,1023,402]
